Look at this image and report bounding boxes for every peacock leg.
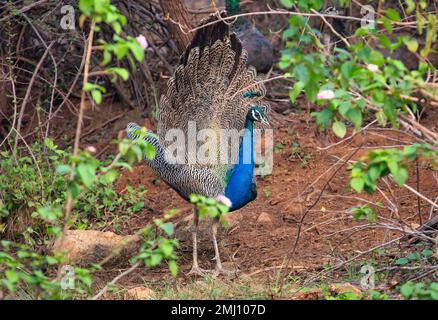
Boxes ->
[187,208,209,276]
[211,219,233,276]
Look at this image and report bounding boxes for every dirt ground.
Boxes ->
[49,93,438,299]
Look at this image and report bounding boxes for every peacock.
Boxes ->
[127,12,269,276]
[225,0,274,73]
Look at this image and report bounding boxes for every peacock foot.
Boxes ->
[187,266,210,277]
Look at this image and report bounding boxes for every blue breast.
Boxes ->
[224,119,257,211]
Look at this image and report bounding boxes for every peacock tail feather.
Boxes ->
[128,12,268,210]
[158,12,266,183]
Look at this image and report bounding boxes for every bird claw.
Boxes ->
[187,266,210,277]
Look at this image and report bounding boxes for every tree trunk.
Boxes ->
[159,0,193,53]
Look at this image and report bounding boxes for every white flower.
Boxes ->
[135,35,148,50]
[367,64,379,73]
[85,146,97,154]
[316,89,335,100]
[216,195,232,209]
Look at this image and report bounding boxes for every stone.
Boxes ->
[292,288,323,300]
[52,230,141,265]
[256,212,272,225]
[329,283,362,297]
[124,286,154,300]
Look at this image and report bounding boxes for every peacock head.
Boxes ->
[248,105,269,125]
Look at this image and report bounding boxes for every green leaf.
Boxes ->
[159,241,173,257]
[36,207,62,222]
[102,49,112,66]
[407,252,420,261]
[400,282,414,298]
[149,254,163,266]
[127,41,145,62]
[91,90,102,105]
[160,222,174,236]
[293,64,310,85]
[386,8,401,22]
[56,165,72,175]
[141,142,156,161]
[279,0,293,9]
[355,27,370,37]
[79,0,94,15]
[168,260,178,277]
[5,270,19,283]
[391,167,408,186]
[403,37,419,52]
[100,170,118,184]
[44,138,56,150]
[133,202,144,212]
[395,257,409,265]
[114,43,129,60]
[112,22,122,34]
[341,61,354,79]
[421,249,433,257]
[108,67,129,81]
[351,178,365,193]
[83,82,94,92]
[69,181,80,198]
[46,256,58,265]
[289,82,304,103]
[381,17,393,34]
[405,0,415,14]
[369,50,385,66]
[312,108,333,129]
[77,163,96,188]
[375,110,387,126]
[332,121,347,138]
[383,98,398,127]
[346,108,362,129]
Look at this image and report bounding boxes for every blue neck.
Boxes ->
[225,116,257,211]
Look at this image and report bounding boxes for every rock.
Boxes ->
[124,286,154,300]
[256,212,272,225]
[292,288,323,300]
[53,230,141,265]
[329,283,362,297]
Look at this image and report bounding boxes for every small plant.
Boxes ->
[394,247,435,266]
[289,142,313,168]
[280,1,438,200]
[274,143,285,154]
[368,290,390,300]
[0,240,93,299]
[189,194,230,227]
[321,284,362,300]
[132,220,179,277]
[400,281,438,300]
[0,0,176,299]
[350,204,377,223]
[349,144,438,194]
